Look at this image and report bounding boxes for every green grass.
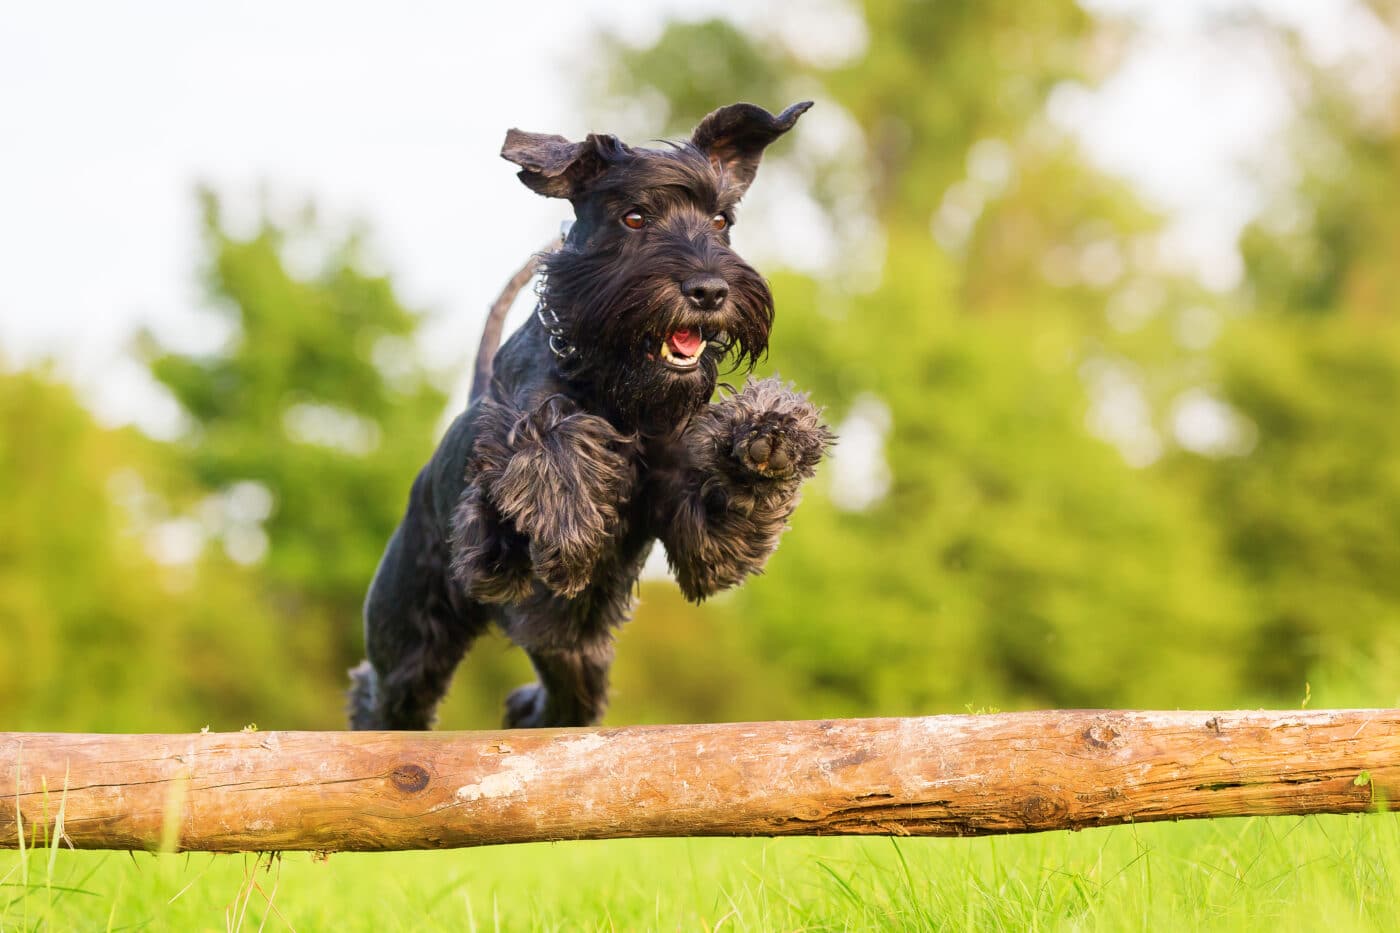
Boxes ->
[4,815,1400,931]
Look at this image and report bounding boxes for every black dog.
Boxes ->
[349,102,832,730]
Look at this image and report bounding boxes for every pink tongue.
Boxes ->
[667,329,704,358]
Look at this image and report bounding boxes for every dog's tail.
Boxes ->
[347,659,380,730]
[471,224,572,403]
[469,251,543,403]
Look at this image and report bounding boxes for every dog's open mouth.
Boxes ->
[656,328,705,370]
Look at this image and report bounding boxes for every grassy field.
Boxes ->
[4,814,1398,931]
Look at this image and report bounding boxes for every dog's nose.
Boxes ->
[682,275,729,311]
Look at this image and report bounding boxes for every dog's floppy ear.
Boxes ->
[691,101,812,195]
[501,130,629,200]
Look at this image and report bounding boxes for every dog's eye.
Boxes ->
[711,213,728,232]
[622,210,646,230]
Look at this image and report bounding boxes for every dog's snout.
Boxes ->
[682,275,729,311]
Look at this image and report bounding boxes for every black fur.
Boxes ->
[350,102,832,730]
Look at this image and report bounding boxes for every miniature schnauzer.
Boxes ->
[349,101,832,730]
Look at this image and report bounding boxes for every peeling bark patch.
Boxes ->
[391,764,430,794]
[455,756,539,802]
[564,735,606,755]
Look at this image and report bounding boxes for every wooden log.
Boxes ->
[2,709,1396,853]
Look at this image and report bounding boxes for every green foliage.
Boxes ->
[145,192,451,665]
[1166,313,1400,691]
[0,367,324,730]
[732,253,1251,714]
[1197,17,1400,691]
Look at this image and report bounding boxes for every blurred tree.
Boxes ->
[144,192,451,668]
[1177,8,1400,691]
[0,365,326,730]
[1239,58,1400,316]
[1167,315,1400,693]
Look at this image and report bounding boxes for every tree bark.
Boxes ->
[3,709,1395,853]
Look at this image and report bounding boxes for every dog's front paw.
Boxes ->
[711,378,832,483]
[503,682,547,729]
[450,483,535,603]
[471,394,636,600]
[529,539,598,599]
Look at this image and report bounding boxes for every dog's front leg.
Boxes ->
[470,394,635,598]
[656,377,832,601]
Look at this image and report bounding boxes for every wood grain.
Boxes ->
[3,710,1395,852]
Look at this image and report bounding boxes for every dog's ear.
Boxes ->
[501,130,629,200]
[690,101,812,195]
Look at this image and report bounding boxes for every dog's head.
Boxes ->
[501,101,811,428]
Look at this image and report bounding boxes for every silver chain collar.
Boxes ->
[535,220,577,363]
[534,274,576,362]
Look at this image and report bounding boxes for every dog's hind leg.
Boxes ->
[503,640,615,728]
[351,493,486,730]
[497,571,639,728]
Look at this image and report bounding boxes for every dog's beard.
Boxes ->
[543,242,773,432]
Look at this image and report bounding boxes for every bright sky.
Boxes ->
[0,0,1381,436]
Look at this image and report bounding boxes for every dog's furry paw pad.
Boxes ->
[730,406,830,482]
[698,377,833,482]
[503,683,547,729]
[734,422,799,479]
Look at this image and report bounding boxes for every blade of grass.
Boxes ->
[167,853,221,905]
[0,882,101,897]
[814,859,862,907]
[14,745,26,889]
[47,762,70,884]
